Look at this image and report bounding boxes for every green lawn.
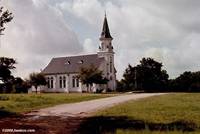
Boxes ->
[78,93,200,134]
[0,93,115,115]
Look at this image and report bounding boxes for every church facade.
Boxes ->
[38,15,116,93]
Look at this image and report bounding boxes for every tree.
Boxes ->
[116,80,127,92]
[0,57,16,83]
[170,71,200,92]
[13,77,31,93]
[173,71,193,91]
[0,6,13,34]
[29,72,47,93]
[77,64,108,92]
[122,58,169,91]
[0,7,14,93]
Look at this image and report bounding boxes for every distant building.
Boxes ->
[38,15,116,93]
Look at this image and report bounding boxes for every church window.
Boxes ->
[72,77,75,88]
[59,76,66,88]
[76,78,79,87]
[59,76,62,88]
[72,76,79,88]
[47,77,50,88]
[63,76,66,88]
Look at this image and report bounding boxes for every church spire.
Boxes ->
[100,13,113,40]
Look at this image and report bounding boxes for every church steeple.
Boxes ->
[98,14,114,53]
[100,13,113,40]
[98,13,116,91]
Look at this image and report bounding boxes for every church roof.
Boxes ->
[42,54,105,75]
[100,15,113,39]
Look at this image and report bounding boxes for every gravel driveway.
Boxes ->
[28,93,166,117]
[0,93,167,134]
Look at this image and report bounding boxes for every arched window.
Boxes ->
[47,77,50,88]
[76,78,79,87]
[72,77,75,88]
[63,76,66,88]
[59,76,67,88]
[59,76,62,88]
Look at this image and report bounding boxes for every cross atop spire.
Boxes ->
[100,14,113,40]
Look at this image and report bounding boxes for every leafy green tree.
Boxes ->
[0,7,14,93]
[13,77,31,93]
[0,57,16,84]
[29,72,47,93]
[190,72,200,91]
[170,71,200,92]
[122,58,169,91]
[0,6,13,34]
[116,80,127,92]
[174,71,193,91]
[78,64,108,92]
[122,64,136,90]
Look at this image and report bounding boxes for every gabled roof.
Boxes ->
[100,15,113,39]
[42,54,105,75]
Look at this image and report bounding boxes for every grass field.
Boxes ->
[0,93,115,115]
[78,93,200,134]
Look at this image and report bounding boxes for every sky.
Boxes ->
[1,0,200,79]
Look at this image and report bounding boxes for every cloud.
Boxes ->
[1,0,82,78]
[1,0,200,80]
[82,38,97,54]
[59,0,103,26]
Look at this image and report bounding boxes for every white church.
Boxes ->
[37,15,116,93]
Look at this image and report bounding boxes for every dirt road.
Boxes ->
[28,93,166,117]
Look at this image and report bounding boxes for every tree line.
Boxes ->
[117,57,200,92]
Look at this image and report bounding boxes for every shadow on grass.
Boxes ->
[0,107,18,118]
[76,116,198,134]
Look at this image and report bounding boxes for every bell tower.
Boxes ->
[98,14,116,91]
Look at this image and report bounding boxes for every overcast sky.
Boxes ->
[1,0,200,79]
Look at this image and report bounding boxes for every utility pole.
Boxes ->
[134,68,137,89]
